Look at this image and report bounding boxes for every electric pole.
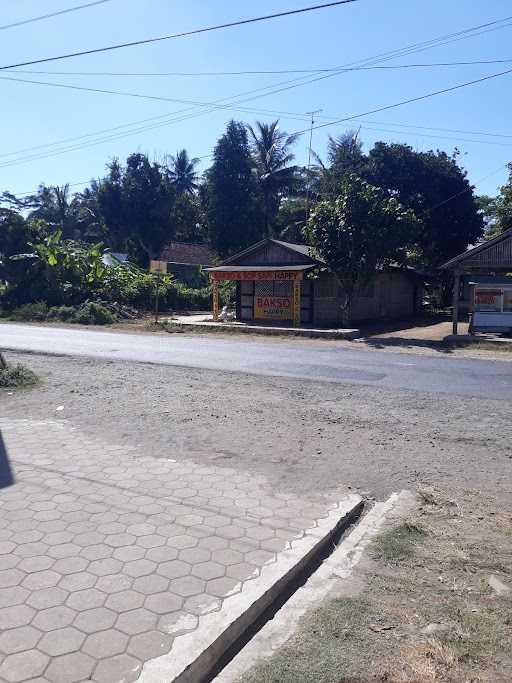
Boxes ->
[305,109,322,223]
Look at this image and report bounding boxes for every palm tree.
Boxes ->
[168,149,200,196]
[247,120,299,236]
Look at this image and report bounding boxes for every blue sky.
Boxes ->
[1,0,511,199]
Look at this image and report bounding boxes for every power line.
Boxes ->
[0,1,113,31]
[7,58,512,77]
[3,15,512,170]
[0,1,358,70]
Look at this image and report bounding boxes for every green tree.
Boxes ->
[247,120,299,236]
[494,163,512,235]
[97,154,176,264]
[312,129,366,200]
[171,193,206,242]
[205,120,264,255]
[476,194,500,240]
[22,184,80,240]
[167,150,200,196]
[304,173,418,322]
[365,143,483,266]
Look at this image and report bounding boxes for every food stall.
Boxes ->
[470,279,512,333]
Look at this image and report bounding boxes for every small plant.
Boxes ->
[8,302,48,321]
[46,305,76,322]
[371,521,426,564]
[72,302,116,325]
[0,353,38,389]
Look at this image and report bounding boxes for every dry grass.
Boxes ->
[240,489,512,683]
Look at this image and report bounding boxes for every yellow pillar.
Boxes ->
[293,279,301,327]
[212,278,219,322]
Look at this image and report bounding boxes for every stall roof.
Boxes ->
[441,228,512,270]
[205,264,314,272]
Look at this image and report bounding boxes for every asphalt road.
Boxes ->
[1,322,511,399]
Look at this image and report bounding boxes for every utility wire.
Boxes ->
[7,58,512,77]
[0,1,358,70]
[0,1,113,31]
[3,16,512,169]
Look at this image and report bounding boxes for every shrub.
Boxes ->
[46,306,76,322]
[0,364,38,388]
[72,302,116,325]
[8,302,48,321]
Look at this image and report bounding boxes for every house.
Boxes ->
[206,239,423,327]
[442,227,512,334]
[157,242,217,286]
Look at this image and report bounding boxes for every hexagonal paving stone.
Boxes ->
[88,558,122,576]
[104,533,136,548]
[72,531,105,547]
[135,534,166,549]
[0,555,19,571]
[112,546,145,562]
[73,607,117,633]
[156,560,190,580]
[0,586,29,609]
[211,549,243,566]
[44,651,95,683]
[123,559,156,578]
[158,611,197,637]
[82,628,128,658]
[52,557,89,576]
[226,562,259,581]
[0,605,35,629]
[127,629,172,660]
[145,546,178,563]
[131,574,168,595]
[32,606,76,632]
[178,547,210,565]
[0,568,25,588]
[167,535,197,550]
[168,576,205,598]
[22,570,61,591]
[42,531,74,546]
[93,653,141,683]
[144,591,183,615]
[191,561,225,581]
[18,556,54,574]
[66,588,105,611]
[115,608,157,635]
[0,625,42,654]
[58,572,97,592]
[38,627,85,656]
[0,650,49,683]
[206,576,241,597]
[245,549,276,566]
[0,541,16,555]
[183,594,221,616]
[95,574,132,594]
[27,587,69,610]
[80,545,112,562]
[126,524,155,537]
[105,590,145,613]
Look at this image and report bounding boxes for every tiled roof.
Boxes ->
[159,242,217,266]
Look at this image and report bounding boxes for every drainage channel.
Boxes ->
[204,497,365,683]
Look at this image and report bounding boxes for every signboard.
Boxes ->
[211,270,301,281]
[474,289,502,311]
[149,260,168,274]
[254,295,292,320]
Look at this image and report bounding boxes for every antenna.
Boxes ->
[305,109,323,222]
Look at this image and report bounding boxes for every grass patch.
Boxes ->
[370,521,426,564]
[0,363,38,389]
[239,596,381,683]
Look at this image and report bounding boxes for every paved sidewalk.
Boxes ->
[0,418,344,683]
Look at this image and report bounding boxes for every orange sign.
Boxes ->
[255,295,292,320]
[212,270,301,281]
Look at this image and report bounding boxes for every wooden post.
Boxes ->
[293,279,301,327]
[212,277,219,322]
[452,271,461,335]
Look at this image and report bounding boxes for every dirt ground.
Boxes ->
[1,351,511,503]
[241,487,512,683]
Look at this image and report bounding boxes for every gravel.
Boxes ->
[1,351,511,501]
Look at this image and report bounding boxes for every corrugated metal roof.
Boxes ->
[205,264,314,272]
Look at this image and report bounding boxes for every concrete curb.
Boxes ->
[168,321,361,340]
[215,490,416,683]
[136,494,363,683]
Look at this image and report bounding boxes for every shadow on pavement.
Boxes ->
[0,430,14,488]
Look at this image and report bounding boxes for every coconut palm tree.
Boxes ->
[247,120,300,236]
[168,149,200,196]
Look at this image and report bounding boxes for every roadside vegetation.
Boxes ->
[241,487,512,683]
[0,352,38,389]
[3,119,511,323]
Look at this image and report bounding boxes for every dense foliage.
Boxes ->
[1,117,491,316]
